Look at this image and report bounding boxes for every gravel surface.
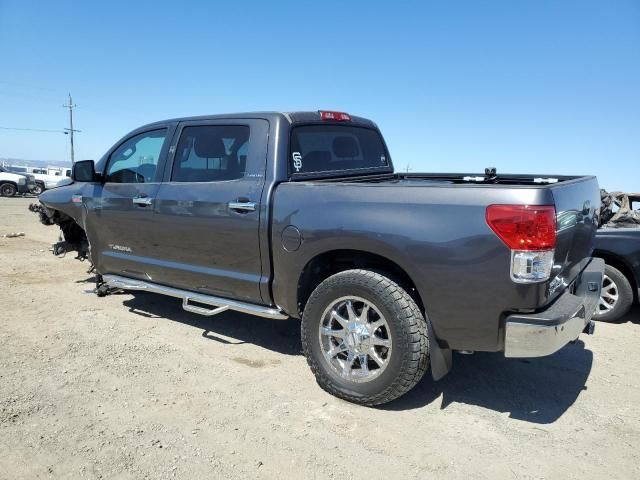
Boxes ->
[1,196,639,479]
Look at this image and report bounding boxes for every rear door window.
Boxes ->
[171,125,250,182]
[289,125,390,175]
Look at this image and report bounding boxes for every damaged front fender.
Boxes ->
[29,182,91,260]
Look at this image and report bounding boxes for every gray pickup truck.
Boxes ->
[37,111,603,405]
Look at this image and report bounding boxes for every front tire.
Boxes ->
[0,183,17,197]
[301,269,429,406]
[594,264,633,322]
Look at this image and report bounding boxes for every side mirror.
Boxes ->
[72,160,98,182]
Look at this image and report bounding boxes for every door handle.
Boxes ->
[228,201,256,212]
[132,196,153,207]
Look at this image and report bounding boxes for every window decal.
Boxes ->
[292,152,303,172]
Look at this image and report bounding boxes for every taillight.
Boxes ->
[486,205,556,250]
[319,111,351,122]
[486,205,557,283]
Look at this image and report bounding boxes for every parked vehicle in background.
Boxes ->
[5,165,72,194]
[593,191,640,321]
[46,166,72,178]
[600,190,640,228]
[0,166,37,197]
[36,111,603,405]
[593,231,640,321]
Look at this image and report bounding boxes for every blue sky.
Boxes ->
[0,0,638,191]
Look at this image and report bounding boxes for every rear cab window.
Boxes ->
[289,125,391,177]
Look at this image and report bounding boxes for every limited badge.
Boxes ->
[292,152,303,172]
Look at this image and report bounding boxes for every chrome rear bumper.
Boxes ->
[504,258,604,358]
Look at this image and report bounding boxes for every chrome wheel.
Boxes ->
[318,296,392,383]
[597,274,619,315]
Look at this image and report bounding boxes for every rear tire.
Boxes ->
[301,269,429,406]
[0,183,17,197]
[594,264,633,322]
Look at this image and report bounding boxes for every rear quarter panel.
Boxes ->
[549,177,601,299]
[271,182,561,351]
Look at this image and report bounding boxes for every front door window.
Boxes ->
[105,129,168,183]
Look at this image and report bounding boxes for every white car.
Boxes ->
[0,167,36,197]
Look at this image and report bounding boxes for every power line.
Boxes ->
[0,126,66,133]
[1,92,81,163]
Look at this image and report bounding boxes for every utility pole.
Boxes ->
[62,93,80,164]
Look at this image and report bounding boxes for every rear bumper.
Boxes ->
[504,257,604,358]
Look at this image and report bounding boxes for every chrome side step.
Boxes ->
[102,274,288,320]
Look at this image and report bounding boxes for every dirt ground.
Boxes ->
[1,196,639,480]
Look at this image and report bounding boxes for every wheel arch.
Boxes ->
[593,250,638,303]
[296,249,425,317]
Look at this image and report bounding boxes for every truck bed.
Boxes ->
[271,174,600,352]
[309,171,589,186]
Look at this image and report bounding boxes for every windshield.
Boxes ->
[289,125,390,175]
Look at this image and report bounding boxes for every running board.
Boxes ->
[102,274,288,320]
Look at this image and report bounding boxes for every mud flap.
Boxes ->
[429,327,452,381]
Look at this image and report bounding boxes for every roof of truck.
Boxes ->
[138,111,377,130]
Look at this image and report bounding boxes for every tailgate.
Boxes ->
[549,176,600,300]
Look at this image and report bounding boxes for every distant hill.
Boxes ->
[0,157,72,169]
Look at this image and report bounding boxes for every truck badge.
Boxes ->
[108,244,132,253]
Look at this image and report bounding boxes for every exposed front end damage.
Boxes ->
[29,203,90,260]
